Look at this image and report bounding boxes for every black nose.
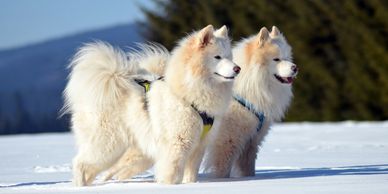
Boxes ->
[291,65,298,73]
[233,66,241,74]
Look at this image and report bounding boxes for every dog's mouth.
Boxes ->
[274,74,294,84]
[214,72,235,80]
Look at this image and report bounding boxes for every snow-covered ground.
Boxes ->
[1,121,387,194]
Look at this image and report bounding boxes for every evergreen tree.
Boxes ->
[140,0,388,121]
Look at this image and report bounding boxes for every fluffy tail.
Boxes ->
[130,43,169,78]
[61,41,138,115]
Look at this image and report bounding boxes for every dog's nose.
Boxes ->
[233,66,241,74]
[291,65,298,74]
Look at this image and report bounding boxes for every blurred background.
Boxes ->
[0,0,387,135]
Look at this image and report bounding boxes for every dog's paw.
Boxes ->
[181,175,197,184]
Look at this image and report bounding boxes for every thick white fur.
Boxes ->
[62,42,157,186]
[63,25,238,186]
[103,26,296,181]
[129,42,170,77]
[204,26,297,178]
[103,26,240,182]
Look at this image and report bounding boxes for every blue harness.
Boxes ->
[233,95,265,132]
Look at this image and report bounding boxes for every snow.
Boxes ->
[1,121,387,194]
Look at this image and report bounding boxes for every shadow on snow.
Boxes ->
[0,181,70,188]
[254,164,388,179]
[2,164,388,188]
[202,164,388,182]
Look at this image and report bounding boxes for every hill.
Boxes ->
[0,23,142,134]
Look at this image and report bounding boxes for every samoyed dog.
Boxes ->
[204,26,298,178]
[62,25,240,186]
[102,26,297,181]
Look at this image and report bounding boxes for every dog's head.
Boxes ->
[167,25,240,84]
[211,25,241,82]
[245,26,298,85]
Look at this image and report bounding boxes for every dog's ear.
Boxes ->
[257,27,270,47]
[197,25,215,48]
[214,25,228,38]
[270,26,280,37]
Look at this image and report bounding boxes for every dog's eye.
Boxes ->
[273,58,280,62]
[214,55,221,60]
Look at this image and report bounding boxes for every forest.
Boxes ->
[140,0,388,121]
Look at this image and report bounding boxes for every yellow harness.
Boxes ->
[135,79,214,139]
[201,124,212,139]
[135,79,151,92]
[191,105,214,139]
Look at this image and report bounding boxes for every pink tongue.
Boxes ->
[287,77,293,83]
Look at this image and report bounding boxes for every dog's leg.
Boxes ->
[72,154,102,186]
[155,138,194,184]
[116,157,153,180]
[102,164,120,181]
[205,134,244,178]
[155,155,185,184]
[84,165,100,185]
[72,156,86,186]
[232,137,258,177]
[233,122,271,177]
[73,149,127,186]
[103,148,138,181]
[104,147,154,181]
[72,134,128,186]
[182,143,205,183]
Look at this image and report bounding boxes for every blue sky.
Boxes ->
[0,0,154,50]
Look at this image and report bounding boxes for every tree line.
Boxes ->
[140,0,388,121]
[0,92,68,135]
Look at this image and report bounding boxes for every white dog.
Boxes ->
[62,25,240,186]
[102,26,297,181]
[204,26,298,178]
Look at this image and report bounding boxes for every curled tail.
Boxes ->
[130,42,170,77]
[62,41,138,115]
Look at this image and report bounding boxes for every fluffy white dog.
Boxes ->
[204,26,298,178]
[62,25,240,186]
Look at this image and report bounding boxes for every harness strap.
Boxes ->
[191,105,214,139]
[134,76,164,92]
[134,79,151,92]
[134,77,213,139]
[233,95,265,132]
